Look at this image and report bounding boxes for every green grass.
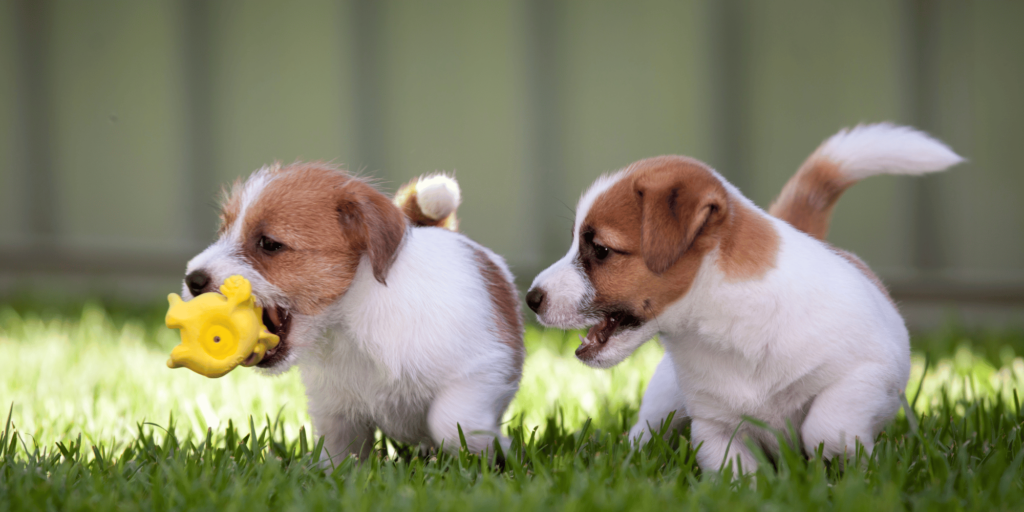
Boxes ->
[2,303,1024,510]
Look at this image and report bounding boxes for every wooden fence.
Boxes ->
[0,0,1021,326]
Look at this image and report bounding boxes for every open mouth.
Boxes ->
[249,305,291,368]
[575,310,642,359]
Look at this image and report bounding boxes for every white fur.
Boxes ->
[573,169,629,234]
[817,122,964,180]
[415,174,461,220]
[629,353,689,436]
[299,230,520,464]
[185,172,519,465]
[630,216,909,472]
[183,170,290,312]
[531,125,955,473]
[527,169,626,329]
[228,164,279,241]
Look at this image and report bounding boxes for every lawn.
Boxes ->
[2,302,1023,511]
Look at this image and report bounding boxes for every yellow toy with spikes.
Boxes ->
[165,275,280,378]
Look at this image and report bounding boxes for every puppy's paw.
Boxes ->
[394,173,461,231]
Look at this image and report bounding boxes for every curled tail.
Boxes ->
[768,123,964,240]
[393,173,462,231]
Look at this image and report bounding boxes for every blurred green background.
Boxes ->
[0,0,1021,330]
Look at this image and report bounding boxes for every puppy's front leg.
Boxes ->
[629,354,689,445]
[314,414,375,469]
[691,418,759,474]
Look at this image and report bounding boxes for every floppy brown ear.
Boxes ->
[635,171,726,274]
[339,188,407,285]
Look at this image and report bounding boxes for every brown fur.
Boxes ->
[718,200,781,282]
[581,156,780,322]
[769,151,892,302]
[233,163,406,316]
[768,153,852,241]
[393,180,459,231]
[633,158,728,275]
[465,242,525,377]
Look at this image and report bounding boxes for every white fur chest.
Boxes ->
[299,327,439,445]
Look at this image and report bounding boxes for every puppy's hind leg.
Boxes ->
[427,377,515,457]
[800,365,902,465]
[629,354,689,445]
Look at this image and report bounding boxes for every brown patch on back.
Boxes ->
[464,242,524,377]
[717,200,781,281]
[831,247,894,305]
[234,163,406,315]
[768,153,852,241]
[393,179,459,231]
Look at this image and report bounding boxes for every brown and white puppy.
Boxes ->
[182,163,523,463]
[527,124,962,472]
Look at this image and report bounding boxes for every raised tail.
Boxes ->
[393,173,462,231]
[768,123,964,240]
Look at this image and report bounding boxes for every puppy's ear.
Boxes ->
[339,188,407,285]
[635,169,726,274]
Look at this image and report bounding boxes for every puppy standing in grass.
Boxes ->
[182,164,523,463]
[526,124,962,472]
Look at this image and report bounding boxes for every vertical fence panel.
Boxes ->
[373,0,534,270]
[206,0,356,194]
[743,0,911,274]
[557,0,712,212]
[938,2,1024,280]
[0,1,20,239]
[48,0,188,251]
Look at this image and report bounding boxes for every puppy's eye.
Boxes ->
[594,244,610,261]
[258,235,285,253]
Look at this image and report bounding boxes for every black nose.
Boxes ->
[526,287,545,313]
[185,270,211,297]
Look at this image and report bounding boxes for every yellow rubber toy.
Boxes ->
[165,275,280,378]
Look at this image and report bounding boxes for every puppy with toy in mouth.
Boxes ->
[526,124,962,473]
[182,163,523,464]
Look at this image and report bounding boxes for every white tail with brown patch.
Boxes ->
[769,123,964,240]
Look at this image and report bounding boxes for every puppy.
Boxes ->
[526,124,962,472]
[182,163,523,463]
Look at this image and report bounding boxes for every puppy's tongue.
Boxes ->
[577,315,616,359]
[267,307,282,328]
[585,313,621,345]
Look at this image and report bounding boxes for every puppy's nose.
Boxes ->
[526,287,545,314]
[185,270,211,297]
